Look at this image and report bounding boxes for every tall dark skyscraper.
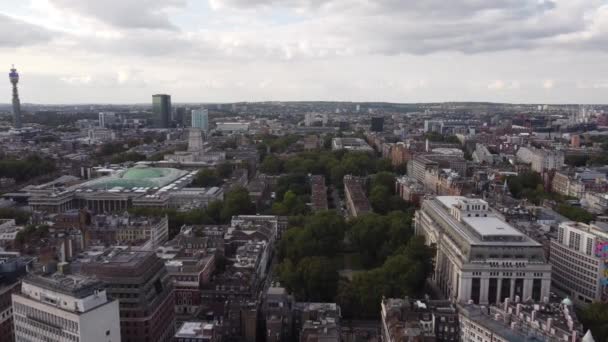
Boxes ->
[152,94,171,128]
[174,107,188,127]
[371,116,384,132]
[9,66,21,129]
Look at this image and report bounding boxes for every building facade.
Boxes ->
[550,221,608,305]
[458,298,588,342]
[152,94,171,128]
[381,297,458,342]
[12,274,121,342]
[370,116,384,132]
[81,250,176,342]
[343,176,371,218]
[516,146,564,173]
[99,112,117,128]
[415,196,552,305]
[191,109,209,132]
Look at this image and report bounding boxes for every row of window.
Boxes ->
[13,302,79,333]
[14,315,79,342]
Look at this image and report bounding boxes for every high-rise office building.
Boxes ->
[99,112,116,128]
[191,108,209,132]
[9,66,22,129]
[187,128,204,152]
[415,196,552,305]
[152,94,171,128]
[550,221,608,305]
[371,116,384,132]
[81,249,176,342]
[175,107,188,127]
[12,274,121,342]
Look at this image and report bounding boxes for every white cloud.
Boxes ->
[543,79,555,89]
[2,0,608,103]
[488,80,506,90]
[0,14,54,47]
[47,0,186,30]
[488,80,521,90]
[60,75,92,85]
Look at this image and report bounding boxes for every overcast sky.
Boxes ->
[1,0,608,104]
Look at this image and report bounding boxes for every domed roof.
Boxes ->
[83,166,188,189]
[561,297,573,306]
[582,329,595,342]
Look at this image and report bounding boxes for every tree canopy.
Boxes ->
[129,186,255,238]
[193,169,224,187]
[0,208,31,225]
[276,207,431,319]
[337,236,434,318]
[0,155,56,182]
[347,211,415,268]
[580,303,608,342]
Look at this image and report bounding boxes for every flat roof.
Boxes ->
[24,274,104,299]
[175,322,214,337]
[436,196,462,209]
[462,216,524,238]
[430,196,539,246]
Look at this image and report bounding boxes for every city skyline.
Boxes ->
[1,1,608,104]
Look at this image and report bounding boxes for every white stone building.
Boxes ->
[414,196,552,305]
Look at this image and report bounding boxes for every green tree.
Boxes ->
[386,210,415,251]
[97,142,127,156]
[556,205,594,224]
[337,236,434,318]
[0,208,31,225]
[297,256,339,301]
[347,211,414,267]
[0,155,57,182]
[15,224,50,247]
[217,163,234,178]
[371,172,396,191]
[375,158,394,173]
[193,169,223,187]
[272,190,309,216]
[277,211,346,263]
[580,303,608,342]
[370,186,391,214]
[348,213,391,267]
[110,152,146,164]
[278,256,339,302]
[275,174,309,201]
[220,187,255,222]
[206,200,223,223]
[260,155,284,175]
[565,155,589,167]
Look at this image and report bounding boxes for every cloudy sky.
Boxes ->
[1,0,608,104]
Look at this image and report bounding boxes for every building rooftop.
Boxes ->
[24,273,104,299]
[462,216,525,239]
[175,321,215,338]
[432,196,539,247]
[82,165,188,190]
[459,297,588,342]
